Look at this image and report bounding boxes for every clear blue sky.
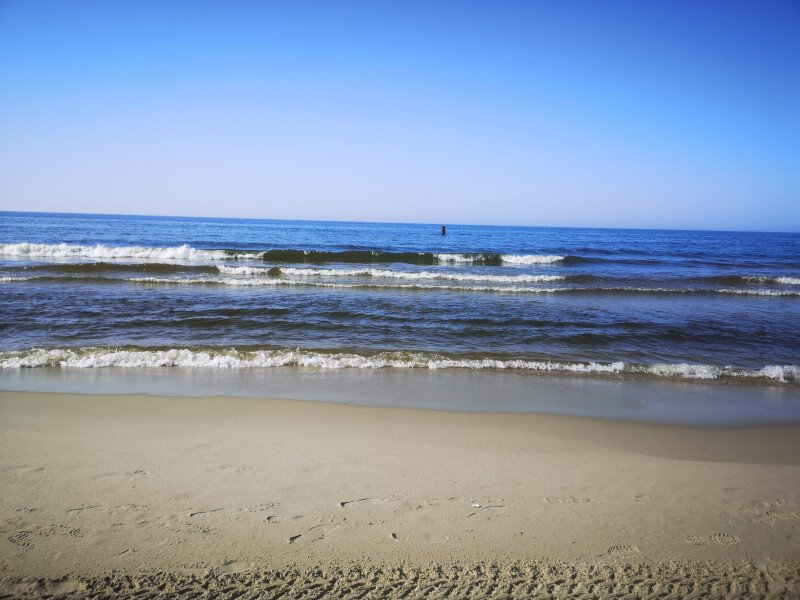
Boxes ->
[1,1,798,231]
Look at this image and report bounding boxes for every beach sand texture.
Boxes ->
[1,391,799,598]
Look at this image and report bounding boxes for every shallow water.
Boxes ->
[3,366,799,426]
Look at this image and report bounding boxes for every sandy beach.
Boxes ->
[0,390,799,598]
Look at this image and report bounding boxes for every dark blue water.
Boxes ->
[1,211,798,384]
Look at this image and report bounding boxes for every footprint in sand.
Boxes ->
[709,533,739,545]
[66,504,99,514]
[338,498,371,508]
[766,509,797,519]
[685,535,708,545]
[606,545,639,557]
[545,497,594,504]
[2,465,44,475]
[219,465,253,474]
[8,530,33,548]
[306,521,343,541]
[337,497,387,508]
[189,508,223,518]
[755,510,798,525]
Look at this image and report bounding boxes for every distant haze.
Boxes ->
[1,1,798,231]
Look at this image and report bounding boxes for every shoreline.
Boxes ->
[1,390,799,596]
[3,368,800,427]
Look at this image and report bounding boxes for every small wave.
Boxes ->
[776,277,800,285]
[0,242,245,261]
[702,275,800,286]
[217,265,283,277]
[129,276,568,293]
[713,288,800,297]
[124,281,800,296]
[433,253,481,263]
[218,265,566,284]
[500,254,566,265]
[1,346,797,383]
[6,262,218,275]
[259,249,560,265]
[435,253,565,265]
[3,275,799,296]
[259,249,444,264]
[0,243,566,267]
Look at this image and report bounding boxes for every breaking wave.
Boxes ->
[0,242,567,266]
[1,346,797,384]
[4,262,218,275]
[701,274,800,286]
[2,274,799,296]
[0,242,240,261]
[435,253,565,265]
[217,265,566,283]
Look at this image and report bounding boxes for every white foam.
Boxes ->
[638,363,721,379]
[1,347,797,383]
[129,276,566,293]
[756,365,800,381]
[500,254,566,264]
[0,242,249,261]
[434,253,566,264]
[741,276,800,286]
[4,274,799,297]
[434,253,481,263]
[218,265,280,276]
[218,265,565,284]
[715,288,800,297]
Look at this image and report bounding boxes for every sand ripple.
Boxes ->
[2,561,799,599]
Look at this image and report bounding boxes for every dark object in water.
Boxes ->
[441,225,446,236]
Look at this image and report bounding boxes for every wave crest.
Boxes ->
[3,275,800,296]
[1,242,566,266]
[435,253,565,265]
[217,265,565,283]
[0,242,238,261]
[1,347,797,383]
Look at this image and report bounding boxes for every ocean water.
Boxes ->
[1,211,799,382]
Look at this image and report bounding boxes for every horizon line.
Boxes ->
[1,209,798,236]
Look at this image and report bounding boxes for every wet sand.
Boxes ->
[1,391,799,598]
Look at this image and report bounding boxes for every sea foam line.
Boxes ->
[736,275,800,286]
[776,277,800,285]
[128,277,568,293]
[120,278,800,295]
[0,242,567,266]
[435,253,565,264]
[217,265,566,283]
[0,242,243,261]
[123,280,800,296]
[4,274,799,296]
[1,347,797,383]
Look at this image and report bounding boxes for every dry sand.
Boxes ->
[0,390,799,598]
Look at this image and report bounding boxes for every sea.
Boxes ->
[2,211,799,425]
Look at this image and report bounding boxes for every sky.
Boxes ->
[0,1,799,231]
